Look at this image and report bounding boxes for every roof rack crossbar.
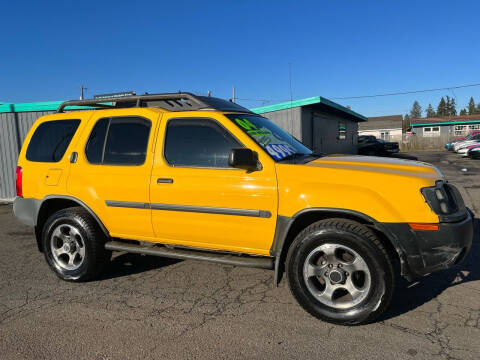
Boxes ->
[57,92,209,113]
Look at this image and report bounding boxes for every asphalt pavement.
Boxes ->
[0,151,479,359]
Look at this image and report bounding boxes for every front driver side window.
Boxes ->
[164,118,241,168]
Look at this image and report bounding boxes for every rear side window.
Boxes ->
[164,118,241,168]
[26,120,80,162]
[85,116,151,165]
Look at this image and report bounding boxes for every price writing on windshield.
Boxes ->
[265,144,295,160]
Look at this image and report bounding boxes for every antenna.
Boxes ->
[288,63,295,161]
[80,85,87,100]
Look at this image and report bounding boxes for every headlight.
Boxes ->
[421,181,461,215]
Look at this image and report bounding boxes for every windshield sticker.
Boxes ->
[265,143,295,160]
[232,116,311,160]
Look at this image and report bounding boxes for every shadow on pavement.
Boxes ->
[99,252,181,281]
[391,153,419,161]
[381,217,480,321]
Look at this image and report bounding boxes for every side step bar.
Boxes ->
[105,241,274,270]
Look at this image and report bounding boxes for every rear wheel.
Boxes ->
[42,207,111,282]
[286,218,394,325]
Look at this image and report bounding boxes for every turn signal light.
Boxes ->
[16,166,23,197]
[408,223,439,231]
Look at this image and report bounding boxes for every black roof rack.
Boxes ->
[57,92,253,114]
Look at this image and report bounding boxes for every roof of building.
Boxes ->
[410,115,480,127]
[359,115,403,131]
[251,96,367,122]
[1,95,368,122]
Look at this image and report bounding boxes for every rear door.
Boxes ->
[67,108,160,239]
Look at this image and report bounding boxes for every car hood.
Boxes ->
[305,154,441,179]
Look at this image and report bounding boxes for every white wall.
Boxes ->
[358,128,402,141]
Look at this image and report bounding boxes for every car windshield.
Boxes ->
[226,114,313,161]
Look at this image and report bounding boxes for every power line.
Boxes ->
[236,82,480,103]
[331,82,480,100]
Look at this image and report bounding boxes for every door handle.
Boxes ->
[157,178,173,184]
[70,152,78,163]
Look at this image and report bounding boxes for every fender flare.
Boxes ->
[270,207,408,285]
[34,195,110,251]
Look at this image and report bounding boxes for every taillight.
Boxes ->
[16,166,23,197]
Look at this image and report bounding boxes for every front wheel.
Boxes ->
[42,207,111,282]
[286,218,394,325]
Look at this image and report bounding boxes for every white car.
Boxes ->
[453,136,480,152]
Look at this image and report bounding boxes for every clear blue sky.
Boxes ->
[1,0,480,117]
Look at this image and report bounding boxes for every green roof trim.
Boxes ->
[0,101,64,113]
[0,101,113,113]
[411,120,480,127]
[251,96,367,122]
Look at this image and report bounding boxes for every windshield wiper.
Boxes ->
[279,152,325,162]
[279,153,311,162]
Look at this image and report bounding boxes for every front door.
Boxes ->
[67,108,160,239]
[150,115,278,256]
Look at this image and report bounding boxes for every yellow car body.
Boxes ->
[13,95,472,286]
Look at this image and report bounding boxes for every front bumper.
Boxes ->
[380,212,473,277]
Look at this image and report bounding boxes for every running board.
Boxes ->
[105,241,274,270]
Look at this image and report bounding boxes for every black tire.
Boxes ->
[42,207,111,282]
[286,218,394,325]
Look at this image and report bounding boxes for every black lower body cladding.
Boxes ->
[380,212,473,277]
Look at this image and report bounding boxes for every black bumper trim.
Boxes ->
[379,211,473,277]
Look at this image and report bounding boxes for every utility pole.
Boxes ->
[232,86,236,103]
[80,85,87,100]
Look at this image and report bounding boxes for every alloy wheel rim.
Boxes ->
[302,243,371,309]
[50,224,85,271]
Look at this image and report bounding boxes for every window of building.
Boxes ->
[423,126,440,137]
[454,125,468,136]
[164,118,241,168]
[380,131,390,140]
[338,121,346,140]
[26,120,80,162]
[85,117,151,165]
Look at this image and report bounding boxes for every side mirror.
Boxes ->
[228,148,259,170]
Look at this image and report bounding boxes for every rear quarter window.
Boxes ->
[26,120,80,162]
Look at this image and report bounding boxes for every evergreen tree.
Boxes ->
[445,96,451,115]
[450,97,457,116]
[468,97,477,115]
[477,103,480,114]
[460,108,467,115]
[410,100,422,118]
[437,97,447,116]
[426,103,436,117]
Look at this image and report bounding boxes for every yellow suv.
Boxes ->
[13,93,473,325]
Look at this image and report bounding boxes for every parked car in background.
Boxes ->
[452,133,480,152]
[448,131,480,151]
[358,135,399,156]
[466,144,480,159]
[457,142,480,156]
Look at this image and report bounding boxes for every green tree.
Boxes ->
[437,97,447,116]
[426,103,436,117]
[410,100,422,118]
[460,108,467,115]
[449,97,457,116]
[468,97,477,115]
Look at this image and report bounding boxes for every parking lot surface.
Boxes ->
[1,151,479,360]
